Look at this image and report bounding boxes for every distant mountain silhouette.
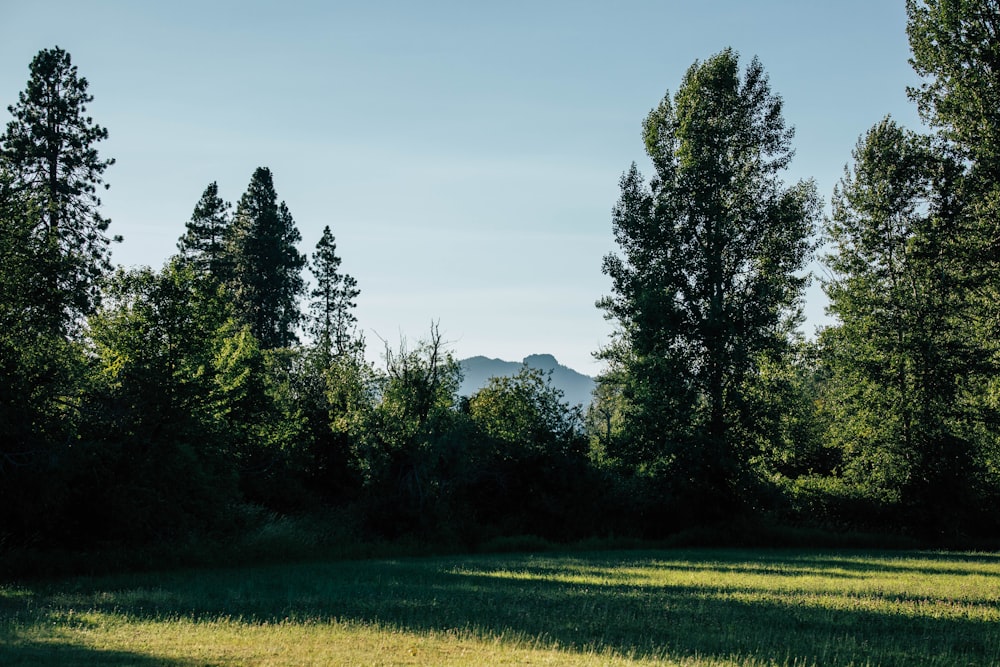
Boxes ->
[458,354,596,408]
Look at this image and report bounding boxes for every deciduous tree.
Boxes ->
[597,49,818,518]
[823,117,987,535]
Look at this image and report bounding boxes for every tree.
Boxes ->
[823,117,987,536]
[83,260,240,540]
[0,46,116,334]
[0,47,115,545]
[177,181,231,280]
[907,1,1000,482]
[356,325,464,535]
[597,49,819,518]
[468,365,584,458]
[309,225,361,360]
[907,0,1000,179]
[464,366,590,537]
[0,167,45,334]
[228,167,306,348]
[0,169,83,540]
[906,2,1000,534]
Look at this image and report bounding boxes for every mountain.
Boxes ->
[458,354,596,408]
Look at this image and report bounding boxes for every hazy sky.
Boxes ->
[1,1,924,373]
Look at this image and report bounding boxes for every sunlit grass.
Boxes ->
[2,549,998,665]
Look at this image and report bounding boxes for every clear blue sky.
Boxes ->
[1,1,923,373]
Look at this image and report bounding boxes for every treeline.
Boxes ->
[2,1,999,556]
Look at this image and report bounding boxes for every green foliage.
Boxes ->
[82,261,240,540]
[6,29,1000,554]
[0,47,117,546]
[597,49,819,519]
[743,340,835,480]
[468,366,584,457]
[295,349,376,503]
[208,325,313,507]
[907,0,1000,174]
[354,326,465,536]
[778,475,900,533]
[906,0,1000,476]
[464,366,593,539]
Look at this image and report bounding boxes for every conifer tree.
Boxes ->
[177,181,231,281]
[0,46,116,333]
[309,225,361,360]
[228,167,305,349]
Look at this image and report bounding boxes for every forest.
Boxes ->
[1,0,998,565]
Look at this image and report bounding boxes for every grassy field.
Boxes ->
[1,548,998,666]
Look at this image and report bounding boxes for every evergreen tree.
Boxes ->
[177,181,231,280]
[0,48,115,544]
[228,167,306,349]
[309,225,361,360]
[0,166,75,467]
[597,49,818,519]
[0,46,117,334]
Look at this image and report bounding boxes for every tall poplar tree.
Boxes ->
[228,167,305,349]
[902,0,1000,532]
[0,46,116,334]
[597,49,818,518]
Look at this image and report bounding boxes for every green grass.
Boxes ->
[2,549,999,665]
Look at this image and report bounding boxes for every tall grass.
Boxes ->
[2,549,998,665]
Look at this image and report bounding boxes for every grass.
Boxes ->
[2,548,999,665]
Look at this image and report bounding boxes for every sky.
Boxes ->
[1,1,925,374]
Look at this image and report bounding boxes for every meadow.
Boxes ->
[1,548,998,666]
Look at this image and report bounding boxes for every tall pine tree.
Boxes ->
[309,225,361,361]
[228,167,305,349]
[177,181,231,281]
[1,46,117,334]
[0,48,114,543]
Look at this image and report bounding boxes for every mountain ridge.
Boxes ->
[458,354,596,408]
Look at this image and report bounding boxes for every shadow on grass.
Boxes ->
[2,550,998,666]
[0,638,201,666]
